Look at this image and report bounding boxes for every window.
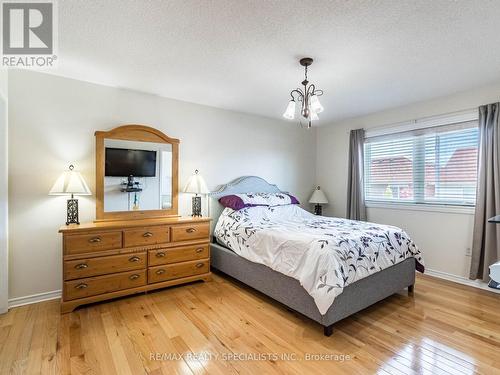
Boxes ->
[364,119,478,206]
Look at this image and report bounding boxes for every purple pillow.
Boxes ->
[219,193,300,211]
[219,195,251,210]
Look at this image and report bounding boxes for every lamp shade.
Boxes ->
[309,186,328,204]
[310,94,324,114]
[49,165,91,196]
[283,100,296,120]
[183,169,209,195]
[310,107,319,121]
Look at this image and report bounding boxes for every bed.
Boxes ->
[209,176,424,336]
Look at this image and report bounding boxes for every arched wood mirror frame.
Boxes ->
[95,125,179,221]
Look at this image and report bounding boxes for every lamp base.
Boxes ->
[66,198,80,225]
[191,195,202,217]
[313,204,322,216]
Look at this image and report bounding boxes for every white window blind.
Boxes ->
[364,120,479,206]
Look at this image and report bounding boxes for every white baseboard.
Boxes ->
[8,290,61,309]
[425,268,500,294]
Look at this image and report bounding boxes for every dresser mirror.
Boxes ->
[95,125,179,221]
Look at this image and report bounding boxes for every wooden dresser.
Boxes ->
[59,217,211,313]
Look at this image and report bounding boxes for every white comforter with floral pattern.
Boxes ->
[214,205,424,315]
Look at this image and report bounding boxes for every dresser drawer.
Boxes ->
[123,226,170,247]
[149,244,209,266]
[148,259,209,283]
[64,252,146,281]
[64,232,122,255]
[170,223,209,242]
[64,270,146,301]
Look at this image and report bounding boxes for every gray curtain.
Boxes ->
[470,103,500,281]
[346,128,367,221]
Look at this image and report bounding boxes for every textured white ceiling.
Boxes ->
[53,0,500,123]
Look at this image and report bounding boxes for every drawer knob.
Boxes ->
[156,252,166,258]
[195,262,204,268]
[129,256,141,262]
[196,248,204,253]
[88,237,102,243]
[186,228,196,233]
[129,274,140,280]
[75,263,88,270]
[156,269,166,275]
[143,232,154,238]
[75,283,88,290]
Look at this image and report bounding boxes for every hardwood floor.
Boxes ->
[1,273,500,375]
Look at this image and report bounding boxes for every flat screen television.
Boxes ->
[105,147,157,177]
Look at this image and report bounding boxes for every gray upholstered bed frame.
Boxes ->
[209,176,416,336]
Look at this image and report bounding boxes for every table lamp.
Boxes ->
[183,169,209,217]
[309,186,328,215]
[49,165,91,225]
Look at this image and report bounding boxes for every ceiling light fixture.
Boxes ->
[283,57,324,128]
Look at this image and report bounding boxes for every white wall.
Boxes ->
[0,70,8,313]
[8,70,316,300]
[317,82,500,279]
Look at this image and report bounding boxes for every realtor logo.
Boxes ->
[1,0,57,67]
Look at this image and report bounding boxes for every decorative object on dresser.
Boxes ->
[183,169,209,217]
[49,164,92,225]
[59,217,211,313]
[309,186,328,215]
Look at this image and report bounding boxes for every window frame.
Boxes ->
[363,110,479,211]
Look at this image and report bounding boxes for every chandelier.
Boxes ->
[282,57,324,128]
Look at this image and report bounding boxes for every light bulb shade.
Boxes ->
[283,100,296,120]
[310,95,324,114]
[183,170,209,195]
[310,109,319,121]
[49,166,91,196]
[309,186,328,204]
